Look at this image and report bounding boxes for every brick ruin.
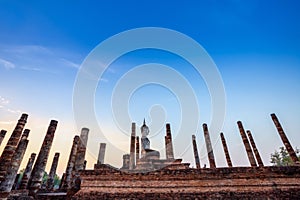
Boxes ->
[0,113,299,199]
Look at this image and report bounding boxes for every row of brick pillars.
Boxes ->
[193,113,298,169]
[61,128,89,191]
[0,129,30,197]
[0,114,28,183]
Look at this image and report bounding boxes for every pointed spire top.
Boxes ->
[143,118,146,125]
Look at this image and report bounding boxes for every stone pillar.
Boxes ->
[97,143,106,165]
[59,173,65,189]
[0,114,28,182]
[83,160,87,170]
[122,154,130,170]
[19,153,36,190]
[62,136,80,190]
[12,174,20,190]
[237,121,257,167]
[129,123,136,170]
[271,113,299,164]
[246,130,264,167]
[0,129,30,197]
[74,128,89,172]
[46,152,60,190]
[220,132,232,167]
[136,136,140,163]
[28,120,58,195]
[203,124,216,168]
[165,123,174,160]
[192,135,201,169]
[0,130,7,147]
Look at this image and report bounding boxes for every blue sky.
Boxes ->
[0,1,300,175]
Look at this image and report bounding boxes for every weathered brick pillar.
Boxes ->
[246,130,264,167]
[237,121,257,167]
[202,124,216,168]
[165,123,174,160]
[192,135,201,169]
[74,128,89,172]
[46,152,60,190]
[122,154,130,169]
[12,174,20,190]
[97,143,106,165]
[0,130,7,147]
[220,132,232,167]
[19,153,36,190]
[271,113,299,164]
[28,120,58,195]
[136,136,140,163]
[0,129,30,197]
[0,113,28,182]
[59,173,65,189]
[203,124,216,168]
[83,160,87,170]
[129,123,136,170]
[62,136,80,190]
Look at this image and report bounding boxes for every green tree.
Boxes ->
[54,174,61,189]
[270,146,300,166]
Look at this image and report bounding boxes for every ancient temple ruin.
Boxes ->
[0,113,299,199]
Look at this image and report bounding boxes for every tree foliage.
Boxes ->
[270,146,300,166]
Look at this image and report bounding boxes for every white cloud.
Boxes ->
[3,45,52,55]
[60,58,80,69]
[0,121,15,125]
[6,108,22,114]
[0,58,15,70]
[0,96,9,105]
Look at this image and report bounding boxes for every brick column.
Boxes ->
[59,173,65,189]
[62,136,80,190]
[46,152,60,190]
[97,143,106,165]
[192,135,201,169]
[203,124,216,168]
[0,130,7,147]
[122,154,130,169]
[237,121,257,167]
[19,153,36,190]
[246,130,264,167]
[0,129,30,197]
[271,113,299,164]
[165,123,174,160]
[220,132,232,167]
[12,174,20,190]
[74,128,89,172]
[129,123,136,170]
[83,160,87,170]
[136,136,140,163]
[28,120,58,195]
[0,114,28,182]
